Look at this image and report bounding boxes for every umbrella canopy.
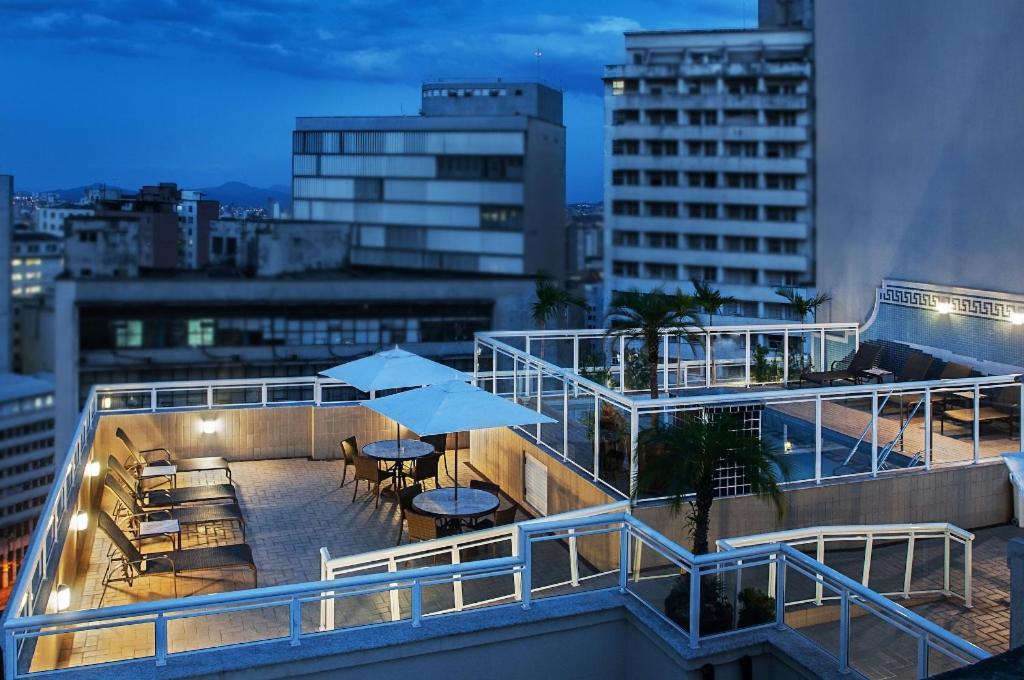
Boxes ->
[319,348,470,392]
[363,380,555,435]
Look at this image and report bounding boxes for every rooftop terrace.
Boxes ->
[3,321,1021,679]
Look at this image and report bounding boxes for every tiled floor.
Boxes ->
[34,455,596,672]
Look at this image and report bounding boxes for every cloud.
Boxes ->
[584,16,644,34]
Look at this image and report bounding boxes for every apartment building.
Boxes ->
[10,228,62,298]
[293,81,566,278]
[0,372,54,606]
[176,190,219,270]
[603,29,814,320]
[32,205,93,236]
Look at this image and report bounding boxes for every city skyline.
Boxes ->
[0,0,751,201]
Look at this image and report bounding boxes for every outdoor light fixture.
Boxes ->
[85,460,100,477]
[101,397,112,409]
[936,302,953,315]
[1011,312,1024,326]
[55,584,71,612]
[784,440,794,453]
[72,511,88,531]
[200,419,218,435]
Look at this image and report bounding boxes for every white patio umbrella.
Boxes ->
[320,348,472,449]
[364,380,556,498]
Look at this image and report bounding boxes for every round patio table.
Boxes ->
[362,439,434,494]
[412,487,499,528]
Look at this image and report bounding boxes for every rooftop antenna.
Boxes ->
[533,48,542,82]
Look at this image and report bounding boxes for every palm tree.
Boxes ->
[531,276,585,330]
[635,413,789,555]
[691,279,737,327]
[605,288,704,399]
[775,288,833,372]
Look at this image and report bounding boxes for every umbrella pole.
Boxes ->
[454,436,459,501]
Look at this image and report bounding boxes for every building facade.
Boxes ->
[602,30,814,320]
[33,205,93,236]
[11,229,62,298]
[176,190,219,270]
[1,175,11,373]
[0,372,54,606]
[293,81,566,278]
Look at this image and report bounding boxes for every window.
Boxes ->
[688,266,717,282]
[646,140,678,156]
[726,78,757,95]
[687,141,717,156]
[765,142,799,158]
[645,232,678,249]
[686,234,717,250]
[645,202,678,218]
[765,206,798,222]
[480,206,523,230]
[612,231,640,247]
[686,110,716,126]
[114,320,143,348]
[685,79,715,94]
[765,110,798,126]
[612,170,640,186]
[644,263,677,279]
[646,171,679,187]
[725,142,758,157]
[765,80,798,95]
[725,173,758,189]
[724,204,758,221]
[612,139,640,156]
[723,109,758,125]
[765,238,801,254]
[765,174,798,190]
[765,270,803,286]
[723,268,758,285]
[724,236,758,252]
[212,237,224,255]
[611,79,637,96]
[645,79,676,95]
[612,109,640,125]
[612,201,640,216]
[686,203,717,219]
[686,172,717,188]
[436,156,523,181]
[354,178,383,200]
[646,109,678,125]
[188,319,215,347]
[612,260,639,277]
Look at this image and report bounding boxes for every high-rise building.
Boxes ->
[0,372,54,607]
[10,228,62,298]
[1,174,12,372]
[176,190,219,270]
[293,81,566,278]
[602,29,814,320]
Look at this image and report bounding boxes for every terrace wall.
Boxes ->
[635,461,1012,551]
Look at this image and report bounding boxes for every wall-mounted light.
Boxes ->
[85,460,100,478]
[72,511,89,531]
[55,584,71,612]
[1011,312,1024,326]
[784,440,794,453]
[200,419,219,435]
[936,302,953,315]
[100,397,112,410]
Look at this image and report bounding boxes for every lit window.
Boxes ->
[114,320,143,348]
[612,80,625,96]
[188,319,215,347]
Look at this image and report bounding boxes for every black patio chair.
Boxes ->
[109,455,237,507]
[117,427,232,484]
[802,343,881,386]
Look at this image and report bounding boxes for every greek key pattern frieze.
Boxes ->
[878,282,1021,321]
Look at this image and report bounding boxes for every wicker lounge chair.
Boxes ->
[802,343,881,386]
[98,511,256,597]
[117,428,232,484]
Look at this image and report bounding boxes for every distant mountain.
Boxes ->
[43,183,126,203]
[198,182,291,210]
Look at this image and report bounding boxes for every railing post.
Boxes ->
[573,335,580,380]
[943,533,951,597]
[388,557,401,622]
[261,383,268,407]
[536,364,543,443]
[819,328,826,371]
[472,338,479,387]
[207,385,213,409]
[451,546,464,611]
[965,537,973,608]
[619,335,626,392]
[903,535,916,598]
[774,553,786,627]
[562,381,569,461]
[662,333,670,391]
[629,406,639,498]
[815,534,824,605]
[592,396,601,482]
[917,634,929,678]
[744,330,751,388]
[618,526,628,591]
[972,384,980,463]
[155,612,168,665]
[838,589,850,672]
[862,534,874,587]
[491,346,498,394]
[512,528,523,602]
[871,391,879,476]
[705,333,712,388]
[411,581,422,627]
[924,388,932,470]
[521,528,532,609]
[783,329,790,385]
[289,597,302,646]
[689,564,701,649]
[4,629,16,679]
[150,387,157,412]
[512,356,518,403]
[569,528,581,587]
[632,537,643,583]
[814,396,822,483]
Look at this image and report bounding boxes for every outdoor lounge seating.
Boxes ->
[98,511,257,598]
[351,454,389,508]
[404,508,457,543]
[802,343,881,386]
[338,436,358,488]
[941,385,1019,438]
[109,456,237,507]
[406,452,442,490]
[104,472,246,542]
[117,427,233,484]
[929,363,975,412]
[395,483,422,544]
[419,433,450,477]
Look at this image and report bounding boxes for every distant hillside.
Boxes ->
[199,182,291,210]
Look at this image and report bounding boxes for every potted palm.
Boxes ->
[606,288,704,399]
[774,288,832,374]
[691,280,737,385]
[635,413,789,633]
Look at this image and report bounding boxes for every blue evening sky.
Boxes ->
[0,1,752,201]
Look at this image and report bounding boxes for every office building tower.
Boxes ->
[603,29,814,320]
[293,81,566,277]
[1,175,12,372]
